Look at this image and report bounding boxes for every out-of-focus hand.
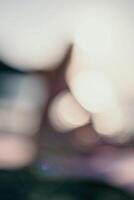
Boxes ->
[0,0,134,168]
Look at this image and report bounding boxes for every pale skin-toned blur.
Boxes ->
[0,0,134,167]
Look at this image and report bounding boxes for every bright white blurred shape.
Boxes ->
[68,68,124,136]
[48,91,90,132]
[66,45,91,86]
[69,69,119,113]
[0,0,72,71]
[0,30,69,71]
[0,135,36,169]
[92,107,124,137]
